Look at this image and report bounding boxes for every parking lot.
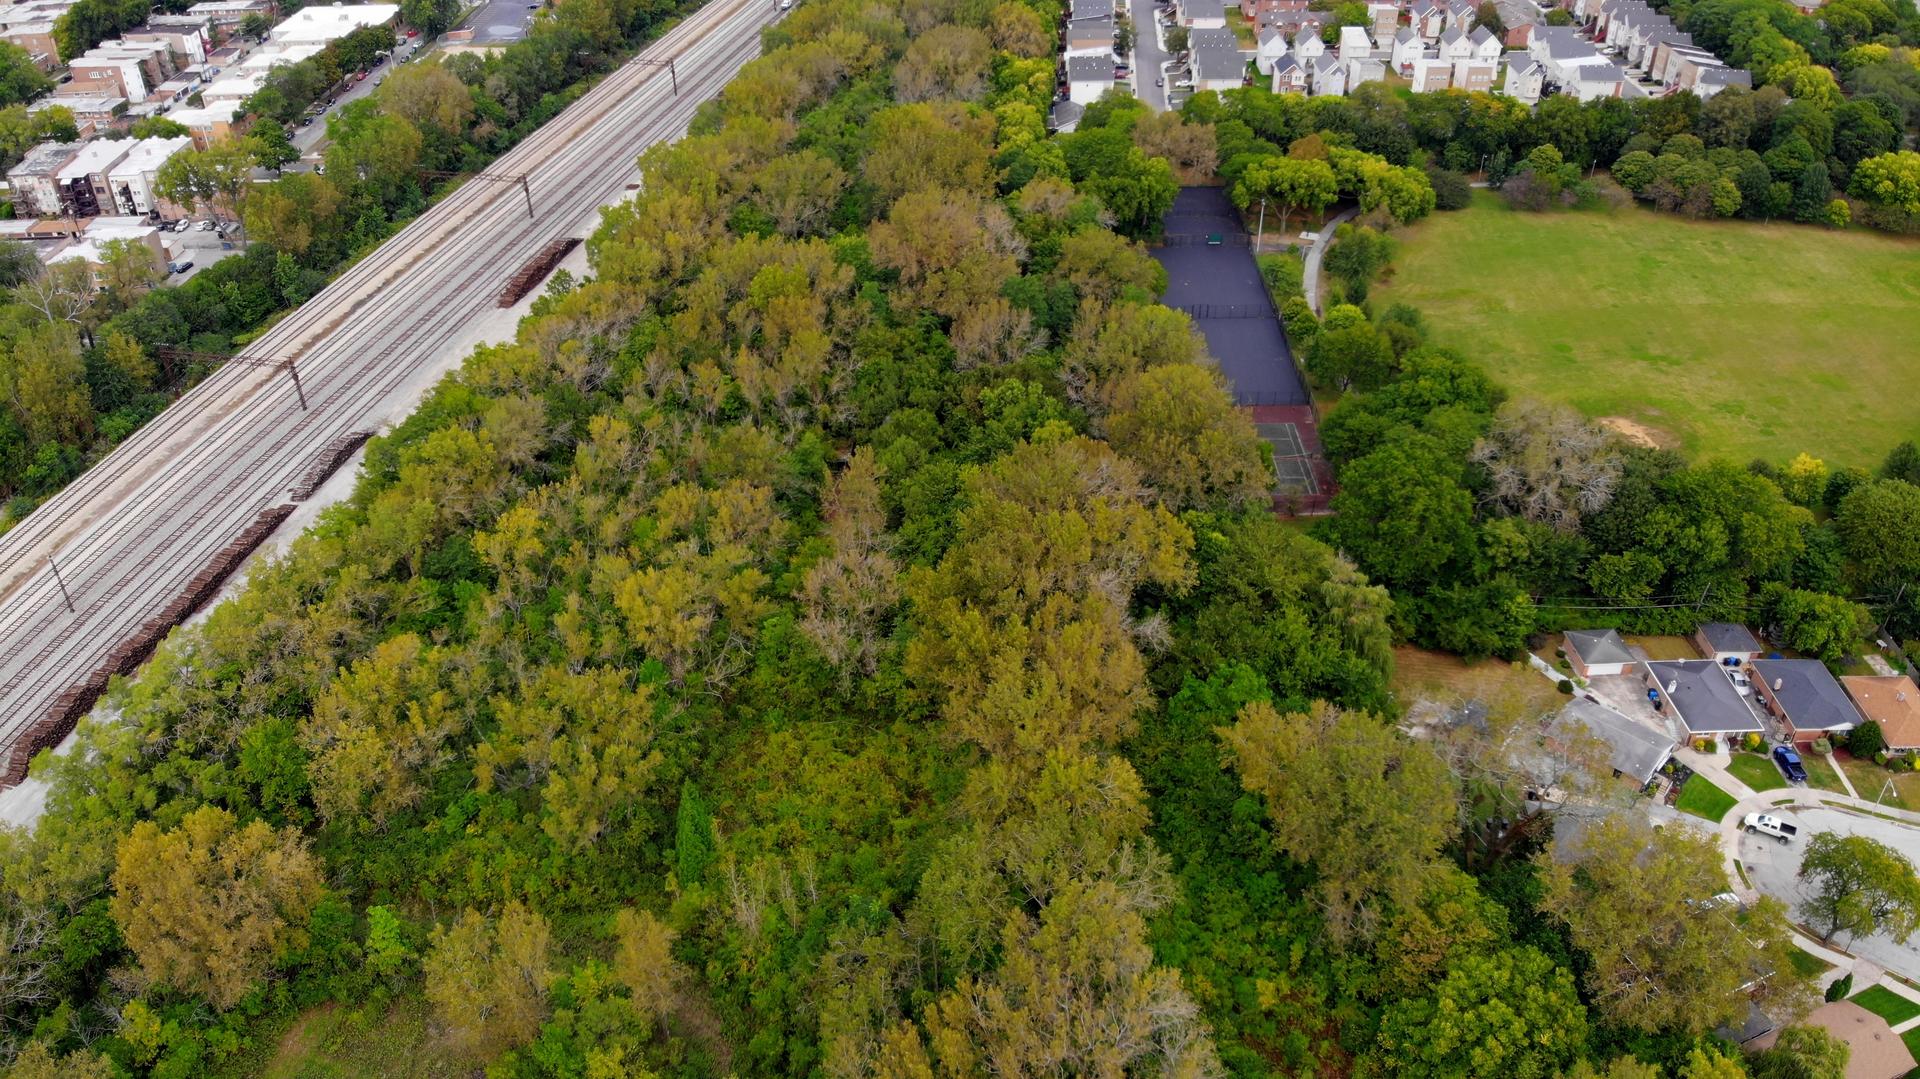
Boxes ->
[1738,805,1920,980]
[162,223,243,283]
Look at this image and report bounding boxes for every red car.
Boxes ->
[406,27,419,37]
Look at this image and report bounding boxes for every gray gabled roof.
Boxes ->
[1066,55,1114,81]
[1568,629,1636,667]
[1181,0,1227,18]
[1697,623,1760,654]
[1553,698,1676,785]
[1696,67,1752,86]
[1751,659,1861,732]
[1470,25,1496,45]
[1395,26,1415,42]
[1440,25,1466,44]
[1648,660,1764,735]
[1049,98,1085,130]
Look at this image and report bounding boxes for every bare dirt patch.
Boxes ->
[1598,416,1674,449]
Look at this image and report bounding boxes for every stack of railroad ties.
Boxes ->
[4,430,377,782]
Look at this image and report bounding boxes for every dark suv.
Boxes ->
[1773,745,1808,783]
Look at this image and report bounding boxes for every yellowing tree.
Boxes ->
[1105,364,1272,510]
[109,805,323,1009]
[424,901,554,1055]
[612,908,681,1029]
[300,633,459,826]
[1222,700,1457,940]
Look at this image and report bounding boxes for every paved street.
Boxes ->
[1737,805,1920,981]
[1129,0,1169,110]
[288,36,428,160]
[0,0,781,786]
[457,0,538,45]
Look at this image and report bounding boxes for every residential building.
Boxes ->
[1176,0,1227,28]
[1391,26,1423,71]
[1750,658,1860,746]
[1270,52,1308,91]
[1489,0,1537,45]
[1063,14,1114,55]
[28,94,124,136]
[4,140,79,218]
[1691,65,1751,96]
[1310,51,1345,94]
[1840,675,1920,753]
[67,51,153,102]
[1469,24,1503,59]
[1188,26,1244,90]
[184,0,274,42]
[106,135,191,216]
[1748,1002,1917,1079]
[1337,24,1371,61]
[1438,24,1471,61]
[160,103,237,147]
[1292,25,1325,62]
[1367,1,1397,39]
[1503,51,1544,101]
[1048,97,1085,132]
[1064,54,1115,104]
[124,18,213,65]
[1565,629,1636,679]
[1409,51,1452,89]
[1445,0,1476,30]
[267,2,396,45]
[1645,659,1765,738]
[1255,26,1288,73]
[1692,623,1761,665]
[51,137,135,217]
[45,216,167,280]
[0,21,54,68]
[1409,0,1446,40]
[1551,697,1675,786]
[1452,55,1498,90]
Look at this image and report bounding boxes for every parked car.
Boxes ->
[407,27,419,36]
[167,260,193,275]
[1742,811,1798,842]
[1772,745,1808,783]
[197,220,215,231]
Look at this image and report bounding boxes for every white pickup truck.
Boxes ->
[1742,813,1799,843]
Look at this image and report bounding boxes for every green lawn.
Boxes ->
[1676,773,1739,821]
[1372,192,1920,467]
[1786,947,1835,979]
[1726,752,1790,793]
[1905,1026,1920,1060]
[1804,752,1850,794]
[1851,984,1920,1027]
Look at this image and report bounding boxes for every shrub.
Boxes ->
[1695,737,1718,753]
[1557,679,1574,694]
[1811,737,1833,755]
[1849,720,1886,759]
[1825,972,1853,1001]
[1744,732,1765,753]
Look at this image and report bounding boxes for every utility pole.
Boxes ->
[152,346,309,411]
[632,55,678,94]
[48,557,73,614]
[419,170,535,220]
[1255,196,1267,255]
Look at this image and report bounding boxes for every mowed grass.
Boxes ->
[1786,947,1835,979]
[1851,984,1920,1026]
[1725,751,1790,792]
[1372,192,1920,467]
[1392,645,1563,715]
[1676,773,1739,821]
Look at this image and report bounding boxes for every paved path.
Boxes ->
[1130,0,1169,111]
[1301,205,1356,315]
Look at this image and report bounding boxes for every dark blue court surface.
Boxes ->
[1151,187,1310,406]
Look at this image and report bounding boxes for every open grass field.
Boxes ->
[1626,635,1699,661]
[1837,752,1920,809]
[1392,645,1563,715]
[1371,192,1920,467]
[1726,751,1790,792]
[1676,773,1738,821]
[1851,984,1920,1027]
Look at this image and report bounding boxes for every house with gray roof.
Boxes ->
[1176,0,1227,28]
[1565,628,1637,678]
[1646,660,1764,736]
[1751,658,1860,746]
[1188,27,1246,90]
[1693,623,1761,664]
[1065,55,1116,104]
[1552,697,1676,786]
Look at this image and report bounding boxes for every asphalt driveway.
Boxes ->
[1130,0,1170,110]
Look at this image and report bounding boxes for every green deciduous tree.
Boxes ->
[1104,363,1271,511]
[424,901,554,1055]
[1797,832,1920,945]
[1369,945,1588,1079]
[1233,155,1337,237]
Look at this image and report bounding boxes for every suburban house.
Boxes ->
[1187,27,1246,91]
[1445,0,1477,31]
[1552,697,1676,786]
[1469,24,1503,59]
[1488,0,1537,44]
[1063,14,1114,55]
[1255,26,1288,73]
[1310,52,1346,95]
[1565,629,1636,679]
[1176,0,1227,29]
[1693,623,1761,665]
[1438,25,1472,61]
[1840,675,1920,753]
[1270,52,1308,91]
[1646,660,1764,738]
[1064,54,1116,104]
[1049,98,1085,132]
[1409,51,1452,88]
[1391,26,1423,70]
[1530,26,1627,100]
[1503,52,1545,100]
[1749,1002,1917,1079]
[1691,66,1752,96]
[1452,55,1498,90]
[1367,1,1397,39]
[1564,60,1626,99]
[1337,24,1371,61]
[1409,0,1446,40]
[1292,25,1325,62]
[1749,658,1861,747]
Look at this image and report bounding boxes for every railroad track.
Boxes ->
[0,0,778,780]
